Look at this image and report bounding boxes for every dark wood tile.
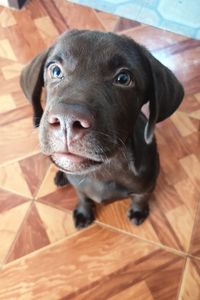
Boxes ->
[19,153,51,197]
[114,17,140,32]
[37,185,78,212]
[6,203,50,263]
[0,188,28,213]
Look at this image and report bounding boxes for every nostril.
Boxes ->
[73,119,91,130]
[73,120,84,130]
[48,115,61,127]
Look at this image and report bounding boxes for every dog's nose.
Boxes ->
[48,104,93,145]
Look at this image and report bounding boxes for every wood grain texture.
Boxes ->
[0,225,184,300]
[0,0,199,299]
[179,258,200,300]
[190,202,200,258]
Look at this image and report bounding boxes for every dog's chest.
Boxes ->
[67,156,146,203]
[75,178,130,203]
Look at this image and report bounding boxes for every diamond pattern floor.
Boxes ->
[0,0,199,299]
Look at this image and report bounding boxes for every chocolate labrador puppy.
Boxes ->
[20,30,184,228]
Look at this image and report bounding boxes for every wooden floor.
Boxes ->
[0,0,200,299]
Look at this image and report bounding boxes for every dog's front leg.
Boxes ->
[128,192,152,226]
[54,171,69,187]
[73,192,96,229]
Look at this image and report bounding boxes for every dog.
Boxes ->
[20,30,184,229]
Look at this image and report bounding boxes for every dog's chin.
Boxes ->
[50,152,103,175]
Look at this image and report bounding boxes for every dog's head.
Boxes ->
[20,30,184,174]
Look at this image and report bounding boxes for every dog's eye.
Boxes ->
[49,64,63,79]
[114,71,133,87]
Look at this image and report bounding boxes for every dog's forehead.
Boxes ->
[59,31,124,52]
[51,31,136,69]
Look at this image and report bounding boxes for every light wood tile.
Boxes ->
[174,179,199,214]
[195,92,200,102]
[166,205,194,251]
[35,202,77,243]
[0,105,33,127]
[95,11,119,31]
[34,16,59,46]
[0,162,32,198]
[0,202,30,264]
[108,281,153,300]
[171,111,197,136]
[180,154,200,190]
[0,94,16,113]
[189,109,200,120]
[1,62,24,80]
[0,39,17,61]
[179,258,200,300]
[11,90,28,108]
[0,117,39,166]
[0,9,16,28]
[36,164,59,198]
[190,202,200,258]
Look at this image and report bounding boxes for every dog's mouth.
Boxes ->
[50,152,103,174]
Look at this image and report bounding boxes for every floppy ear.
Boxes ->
[20,49,49,127]
[141,47,184,144]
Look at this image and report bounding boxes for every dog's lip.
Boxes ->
[50,151,102,174]
[52,152,88,163]
[51,151,102,164]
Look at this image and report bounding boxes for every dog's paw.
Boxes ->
[73,207,95,229]
[54,171,69,187]
[128,207,149,226]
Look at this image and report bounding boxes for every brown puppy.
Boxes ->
[20,30,184,229]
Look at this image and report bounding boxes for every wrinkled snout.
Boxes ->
[48,103,94,148]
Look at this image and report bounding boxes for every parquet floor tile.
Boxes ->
[0,162,32,198]
[5,202,50,263]
[179,258,200,300]
[54,0,105,31]
[190,202,200,258]
[0,202,31,264]
[0,9,16,28]
[95,11,118,32]
[36,164,61,198]
[0,93,16,113]
[19,153,51,197]
[0,188,28,213]
[0,38,17,61]
[0,225,185,300]
[0,117,39,165]
[37,185,78,211]
[0,0,199,299]
[34,16,59,46]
